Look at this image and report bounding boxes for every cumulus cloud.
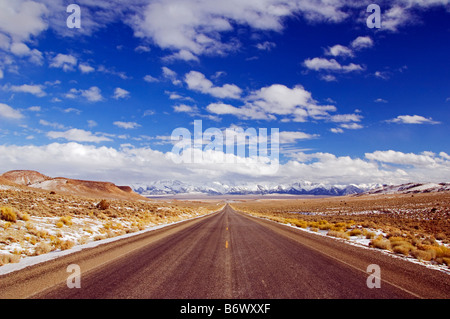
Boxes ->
[325,44,354,58]
[49,53,77,72]
[113,121,141,129]
[1,142,448,186]
[113,87,130,100]
[9,42,43,65]
[0,0,48,41]
[303,57,363,73]
[79,63,95,74]
[8,84,46,97]
[47,129,112,143]
[66,86,104,102]
[0,103,24,119]
[351,36,374,50]
[388,115,440,124]
[184,71,242,99]
[206,83,340,123]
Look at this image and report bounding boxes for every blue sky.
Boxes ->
[0,0,449,186]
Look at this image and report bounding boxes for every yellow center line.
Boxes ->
[225,240,229,249]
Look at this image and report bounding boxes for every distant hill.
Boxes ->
[0,170,147,201]
[362,182,450,195]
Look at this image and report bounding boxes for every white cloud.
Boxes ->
[330,114,363,123]
[27,106,41,112]
[206,83,339,122]
[350,36,373,50]
[0,103,23,119]
[47,129,112,143]
[79,63,95,74]
[330,127,344,134]
[0,142,449,186]
[143,74,159,83]
[321,74,337,82]
[82,86,103,102]
[206,102,274,120]
[49,53,78,72]
[388,115,440,125]
[365,150,445,168]
[134,45,151,53]
[303,57,363,73]
[113,87,130,100]
[0,0,48,41]
[113,121,141,129]
[382,6,410,32]
[129,0,355,59]
[39,119,67,130]
[173,104,197,113]
[256,41,276,51]
[87,120,98,128]
[340,123,363,130]
[184,71,242,99]
[163,49,199,62]
[9,42,43,65]
[325,44,353,57]
[279,131,319,143]
[162,66,181,85]
[9,84,46,97]
[67,86,104,102]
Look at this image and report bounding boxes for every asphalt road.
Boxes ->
[1,205,449,299]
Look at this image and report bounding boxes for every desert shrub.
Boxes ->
[59,215,73,226]
[97,200,110,210]
[318,221,331,231]
[364,230,376,239]
[285,218,308,228]
[348,228,363,236]
[55,221,64,228]
[389,237,415,256]
[34,242,52,255]
[1,207,17,223]
[370,237,391,250]
[327,230,350,240]
[59,240,75,250]
[392,243,414,256]
[411,249,435,261]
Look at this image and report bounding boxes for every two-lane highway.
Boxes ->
[1,204,449,298]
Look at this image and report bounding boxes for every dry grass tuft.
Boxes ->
[1,207,17,223]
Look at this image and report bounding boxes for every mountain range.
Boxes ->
[131,180,380,196]
[131,180,450,197]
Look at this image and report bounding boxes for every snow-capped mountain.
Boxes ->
[131,180,381,196]
[364,182,450,194]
